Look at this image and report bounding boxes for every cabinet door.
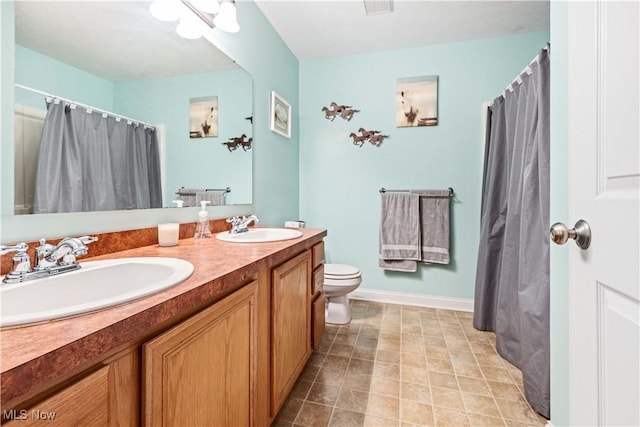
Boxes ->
[271,251,312,415]
[2,367,109,427]
[143,281,258,427]
[2,350,139,427]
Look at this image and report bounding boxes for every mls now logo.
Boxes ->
[3,409,56,421]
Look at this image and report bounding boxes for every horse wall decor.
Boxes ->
[222,134,250,152]
[322,102,360,121]
[349,128,389,148]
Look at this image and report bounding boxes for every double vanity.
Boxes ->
[0,224,327,426]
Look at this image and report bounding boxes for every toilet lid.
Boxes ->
[324,264,361,280]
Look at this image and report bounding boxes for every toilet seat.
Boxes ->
[324,277,362,287]
[324,264,361,280]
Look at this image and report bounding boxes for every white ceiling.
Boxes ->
[14,1,550,81]
[254,0,550,60]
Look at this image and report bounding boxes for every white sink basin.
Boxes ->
[0,257,194,328]
[216,228,302,243]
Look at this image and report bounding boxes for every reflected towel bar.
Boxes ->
[176,187,231,196]
[379,187,454,197]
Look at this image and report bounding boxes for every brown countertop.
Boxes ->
[0,227,327,407]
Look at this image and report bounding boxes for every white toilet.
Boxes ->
[323,264,362,324]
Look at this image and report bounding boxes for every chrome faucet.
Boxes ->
[226,215,260,234]
[35,236,98,270]
[1,236,98,284]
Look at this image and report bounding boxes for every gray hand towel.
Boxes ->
[196,191,225,206]
[379,192,421,272]
[176,188,204,207]
[178,195,197,207]
[411,189,451,264]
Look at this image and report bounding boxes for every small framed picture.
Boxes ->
[396,75,438,127]
[270,91,291,139]
[189,96,218,138]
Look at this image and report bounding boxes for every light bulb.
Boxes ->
[191,0,220,14]
[176,12,205,39]
[213,1,239,33]
[149,0,182,22]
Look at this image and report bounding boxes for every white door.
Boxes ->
[566,1,640,426]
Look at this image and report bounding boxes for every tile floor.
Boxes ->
[273,300,548,427]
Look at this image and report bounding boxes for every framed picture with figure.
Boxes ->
[396,75,438,127]
[270,91,291,139]
[189,96,218,138]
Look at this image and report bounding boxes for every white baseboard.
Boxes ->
[349,289,474,312]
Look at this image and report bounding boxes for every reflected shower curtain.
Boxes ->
[33,100,162,213]
[473,47,550,418]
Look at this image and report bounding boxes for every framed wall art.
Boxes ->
[396,75,438,127]
[189,96,218,138]
[270,91,291,139]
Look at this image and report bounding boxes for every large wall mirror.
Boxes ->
[12,0,253,216]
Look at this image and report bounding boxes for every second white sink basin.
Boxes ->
[0,257,194,328]
[216,228,302,243]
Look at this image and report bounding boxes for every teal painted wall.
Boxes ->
[299,31,550,299]
[550,1,569,425]
[15,45,114,111]
[1,1,15,217]
[1,0,299,242]
[205,1,300,227]
[114,69,253,205]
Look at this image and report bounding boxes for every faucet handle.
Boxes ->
[1,242,29,256]
[1,242,32,274]
[226,216,241,226]
[78,236,99,245]
[36,238,55,255]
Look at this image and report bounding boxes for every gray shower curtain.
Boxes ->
[473,46,550,418]
[33,100,162,213]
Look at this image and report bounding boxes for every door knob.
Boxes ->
[550,219,591,249]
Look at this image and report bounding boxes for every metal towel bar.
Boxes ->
[379,187,454,197]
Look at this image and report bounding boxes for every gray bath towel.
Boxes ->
[411,189,451,264]
[196,191,225,206]
[379,192,421,272]
[176,188,204,207]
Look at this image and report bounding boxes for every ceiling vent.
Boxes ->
[363,0,394,15]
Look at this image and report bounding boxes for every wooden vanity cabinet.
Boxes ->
[2,234,327,427]
[2,349,139,427]
[143,280,261,427]
[270,251,312,416]
[310,242,326,349]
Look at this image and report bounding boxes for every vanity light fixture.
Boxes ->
[176,9,208,39]
[212,1,240,33]
[149,0,240,39]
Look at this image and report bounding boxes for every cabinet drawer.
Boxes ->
[311,292,326,349]
[312,242,324,269]
[312,265,324,296]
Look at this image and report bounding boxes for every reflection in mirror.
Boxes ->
[12,0,253,215]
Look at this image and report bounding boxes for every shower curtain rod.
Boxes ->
[14,83,156,129]
[497,43,550,101]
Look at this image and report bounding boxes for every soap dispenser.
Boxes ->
[194,201,212,239]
